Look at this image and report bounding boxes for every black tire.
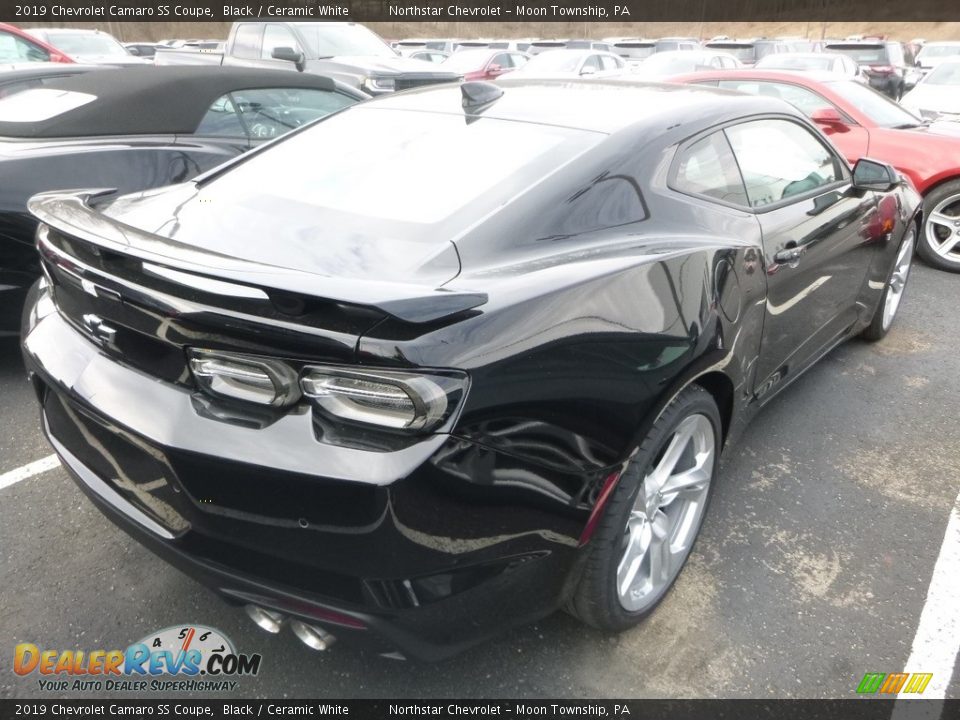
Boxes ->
[861,225,916,342]
[567,385,721,632]
[917,179,960,273]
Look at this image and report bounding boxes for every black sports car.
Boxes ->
[21,79,919,660]
[0,66,366,335]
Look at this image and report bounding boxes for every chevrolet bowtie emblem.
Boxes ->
[81,313,118,350]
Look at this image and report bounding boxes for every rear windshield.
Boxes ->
[200,107,602,225]
[826,44,889,64]
[705,43,756,63]
[614,43,656,60]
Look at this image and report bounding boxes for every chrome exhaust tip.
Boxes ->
[290,619,336,651]
[244,604,285,634]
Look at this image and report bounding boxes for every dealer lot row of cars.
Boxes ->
[1,19,958,660]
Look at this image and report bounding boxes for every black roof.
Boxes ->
[374,78,797,135]
[0,66,361,139]
[0,64,110,85]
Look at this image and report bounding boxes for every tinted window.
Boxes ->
[491,53,513,69]
[202,108,600,225]
[236,88,356,139]
[0,30,50,62]
[671,131,748,206]
[262,24,300,60]
[232,24,262,60]
[725,120,842,208]
[826,44,888,64]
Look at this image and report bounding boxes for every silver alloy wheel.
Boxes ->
[924,194,960,263]
[617,413,715,612]
[882,229,915,331]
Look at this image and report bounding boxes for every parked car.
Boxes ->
[24,28,148,65]
[914,41,960,72]
[608,37,700,64]
[702,38,792,66]
[124,42,160,59]
[755,52,864,81]
[499,49,624,79]
[0,62,107,99]
[630,50,741,78]
[409,50,449,64]
[674,69,960,271]
[822,40,907,99]
[0,66,366,335]
[441,48,529,80]
[0,22,72,64]
[901,59,960,121]
[394,38,460,56]
[154,22,460,95]
[21,78,919,660]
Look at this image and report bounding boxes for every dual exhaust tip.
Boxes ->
[244,604,336,651]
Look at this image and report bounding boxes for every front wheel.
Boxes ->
[862,225,915,342]
[918,179,960,272]
[567,385,720,631]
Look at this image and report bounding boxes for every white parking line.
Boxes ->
[0,454,60,491]
[893,488,960,711]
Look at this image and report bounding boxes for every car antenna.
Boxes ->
[461,81,504,115]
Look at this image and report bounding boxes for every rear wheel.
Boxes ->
[567,385,720,631]
[862,225,915,342]
[918,179,960,272]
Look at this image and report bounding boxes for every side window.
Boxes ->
[600,54,621,70]
[261,24,300,60]
[582,55,602,72]
[491,53,512,69]
[232,23,262,60]
[725,119,843,208]
[0,30,50,63]
[195,93,245,137]
[231,87,357,140]
[671,131,748,206]
[511,53,529,68]
[716,80,835,118]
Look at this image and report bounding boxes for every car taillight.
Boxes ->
[301,366,468,433]
[189,349,301,407]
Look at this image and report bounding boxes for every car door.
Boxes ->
[724,117,879,399]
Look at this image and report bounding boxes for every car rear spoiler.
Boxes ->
[27,190,488,324]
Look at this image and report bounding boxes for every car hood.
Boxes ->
[320,55,459,77]
[93,182,462,287]
[902,85,960,114]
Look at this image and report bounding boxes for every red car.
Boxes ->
[441,48,530,81]
[673,69,960,272]
[0,23,72,64]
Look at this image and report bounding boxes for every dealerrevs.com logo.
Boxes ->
[14,625,262,692]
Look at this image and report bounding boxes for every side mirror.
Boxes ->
[852,158,901,192]
[271,46,306,72]
[580,65,597,76]
[810,107,847,128]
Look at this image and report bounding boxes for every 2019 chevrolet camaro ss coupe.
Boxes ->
[22,79,919,660]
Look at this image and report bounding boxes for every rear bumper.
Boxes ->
[21,294,590,660]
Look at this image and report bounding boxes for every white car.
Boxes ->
[914,41,960,72]
[24,28,149,65]
[901,60,960,121]
[630,50,742,79]
[498,49,625,80]
[756,52,864,81]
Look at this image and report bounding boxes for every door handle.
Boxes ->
[774,246,804,264]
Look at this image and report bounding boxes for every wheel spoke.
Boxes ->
[617,520,651,597]
[934,233,960,257]
[647,510,672,586]
[660,465,711,499]
[928,211,959,231]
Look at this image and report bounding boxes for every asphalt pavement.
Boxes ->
[1,263,958,700]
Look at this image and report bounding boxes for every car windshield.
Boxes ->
[519,52,582,73]
[442,49,492,71]
[917,44,960,60]
[46,32,128,57]
[827,79,922,127]
[757,55,834,71]
[292,23,395,58]
[201,107,601,226]
[923,62,960,85]
[705,44,756,63]
[826,44,888,64]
